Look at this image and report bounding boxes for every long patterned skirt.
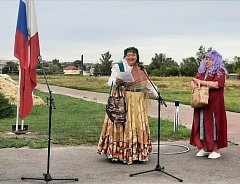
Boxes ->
[97,91,152,164]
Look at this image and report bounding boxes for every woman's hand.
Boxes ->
[192,77,199,84]
[191,78,198,89]
[116,78,123,85]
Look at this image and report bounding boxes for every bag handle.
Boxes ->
[109,81,123,97]
[193,79,209,93]
[197,79,201,89]
[108,62,125,97]
[197,78,209,89]
[109,81,114,96]
[192,80,201,93]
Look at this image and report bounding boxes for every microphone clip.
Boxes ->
[138,63,145,70]
[38,55,43,64]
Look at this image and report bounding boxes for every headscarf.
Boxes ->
[123,47,139,63]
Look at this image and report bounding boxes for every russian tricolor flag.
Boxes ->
[14,0,40,120]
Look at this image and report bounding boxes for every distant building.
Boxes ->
[228,73,239,80]
[63,66,80,75]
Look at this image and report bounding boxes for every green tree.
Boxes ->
[148,53,165,71]
[36,59,63,75]
[148,53,179,76]
[0,92,14,119]
[2,61,19,74]
[98,51,113,76]
[224,59,234,74]
[162,57,179,76]
[73,60,81,68]
[165,66,180,76]
[93,63,102,76]
[52,59,62,74]
[150,69,161,77]
[52,59,61,67]
[233,56,240,71]
[2,66,10,74]
[232,56,240,78]
[36,60,51,75]
[196,46,212,65]
[180,57,199,76]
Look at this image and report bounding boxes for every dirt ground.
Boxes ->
[0,74,44,106]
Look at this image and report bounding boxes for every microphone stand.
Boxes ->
[21,56,78,182]
[129,65,183,182]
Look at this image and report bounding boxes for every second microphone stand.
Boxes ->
[21,56,78,183]
[129,65,183,182]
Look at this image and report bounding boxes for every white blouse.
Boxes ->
[107,60,158,97]
[107,60,132,87]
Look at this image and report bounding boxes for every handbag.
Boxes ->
[191,80,209,108]
[106,83,127,124]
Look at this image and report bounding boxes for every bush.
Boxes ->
[0,92,15,119]
[150,69,161,77]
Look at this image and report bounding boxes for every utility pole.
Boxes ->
[81,54,83,76]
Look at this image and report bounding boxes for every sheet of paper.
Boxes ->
[118,71,134,82]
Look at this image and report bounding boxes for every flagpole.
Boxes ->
[15,64,21,132]
[21,120,25,130]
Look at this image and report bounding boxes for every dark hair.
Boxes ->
[123,47,139,63]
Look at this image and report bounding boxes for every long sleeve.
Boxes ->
[108,61,132,87]
[143,69,158,98]
[107,63,120,87]
[149,83,159,98]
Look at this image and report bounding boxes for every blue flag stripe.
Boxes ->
[16,0,28,38]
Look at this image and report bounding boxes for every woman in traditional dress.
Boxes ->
[190,50,228,159]
[97,47,157,164]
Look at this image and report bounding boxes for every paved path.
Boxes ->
[0,84,239,184]
[36,84,240,144]
[0,142,240,184]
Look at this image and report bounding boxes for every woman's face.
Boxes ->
[205,57,213,69]
[125,52,137,66]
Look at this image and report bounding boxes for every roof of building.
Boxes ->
[64,66,79,70]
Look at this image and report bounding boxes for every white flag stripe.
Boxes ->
[25,0,38,37]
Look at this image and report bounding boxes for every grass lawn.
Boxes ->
[34,75,240,112]
[3,74,238,149]
[0,90,190,149]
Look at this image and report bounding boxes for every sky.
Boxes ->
[0,0,240,65]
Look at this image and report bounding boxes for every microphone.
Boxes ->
[38,55,43,64]
[138,63,145,70]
